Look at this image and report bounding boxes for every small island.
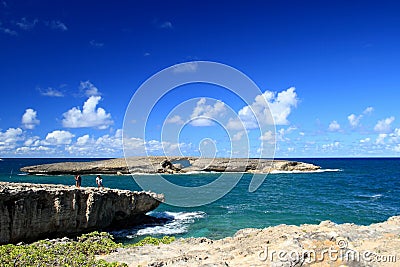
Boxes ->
[20,157,320,175]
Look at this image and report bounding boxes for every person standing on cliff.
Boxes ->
[74,174,82,188]
[96,175,104,189]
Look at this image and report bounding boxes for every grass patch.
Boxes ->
[0,232,175,267]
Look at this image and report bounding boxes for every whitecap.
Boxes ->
[357,194,383,199]
[113,211,206,238]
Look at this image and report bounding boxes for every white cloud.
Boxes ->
[190,98,227,126]
[374,116,395,133]
[228,87,298,130]
[165,115,184,125]
[359,137,371,143]
[232,131,246,141]
[363,107,374,114]
[62,96,113,129]
[394,144,400,152]
[0,128,23,144]
[375,133,387,145]
[21,108,40,129]
[172,62,198,73]
[328,120,341,131]
[24,136,40,146]
[348,114,361,128]
[43,130,74,145]
[76,134,90,146]
[16,18,38,30]
[47,20,68,31]
[259,130,274,141]
[40,87,64,97]
[322,141,340,150]
[79,80,101,97]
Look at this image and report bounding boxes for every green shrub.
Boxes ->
[0,232,175,267]
[129,236,175,247]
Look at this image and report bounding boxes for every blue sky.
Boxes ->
[1,0,400,158]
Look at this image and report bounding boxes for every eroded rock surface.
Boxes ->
[0,182,163,244]
[20,157,320,175]
[101,216,400,266]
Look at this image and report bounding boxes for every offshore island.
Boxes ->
[20,156,321,175]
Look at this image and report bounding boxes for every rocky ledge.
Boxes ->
[0,182,163,244]
[101,216,400,266]
[20,157,320,175]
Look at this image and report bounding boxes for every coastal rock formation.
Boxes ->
[20,157,320,175]
[101,216,400,266]
[0,182,163,244]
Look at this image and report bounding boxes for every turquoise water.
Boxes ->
[1,158,399,243]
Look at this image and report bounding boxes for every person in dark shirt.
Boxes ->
[75,174,82,188]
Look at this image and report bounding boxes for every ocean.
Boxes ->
[1,158,399,243]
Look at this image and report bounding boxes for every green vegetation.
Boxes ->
[0,232,175,267]
[127,236,175,247]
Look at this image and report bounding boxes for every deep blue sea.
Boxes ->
[1,158,399,243]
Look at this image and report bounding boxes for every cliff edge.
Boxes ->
[0,182,163,244]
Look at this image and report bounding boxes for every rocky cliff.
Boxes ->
[20,157,320,175]
[0,182,163,244]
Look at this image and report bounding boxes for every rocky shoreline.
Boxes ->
[100,216,400,266]
[0,182,164,244]
[20,157,320,175]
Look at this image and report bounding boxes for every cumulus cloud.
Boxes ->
[328,120,341,132]
[62,96,113,129]
[43,130,74,145]
[228,87,298,130]
[347,107,374,128]
[375,133,387,145]
[21,108,40,129]
[166,115,184,125]
[190,98,227,126]
[363,107,374,114]
[79,80,101,97]
[348,114,361,128]
[259,130,274,141]
[40,87,64,97]
[374,116,395,133]
[0,128,23,144]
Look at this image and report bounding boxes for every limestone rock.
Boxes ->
[20,157,320,175]
[100,216,400,266]
[0,182,163,244]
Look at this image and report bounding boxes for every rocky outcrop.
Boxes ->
[0,182,163,244]
[101,216,400,266]
[20,157,320,175]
